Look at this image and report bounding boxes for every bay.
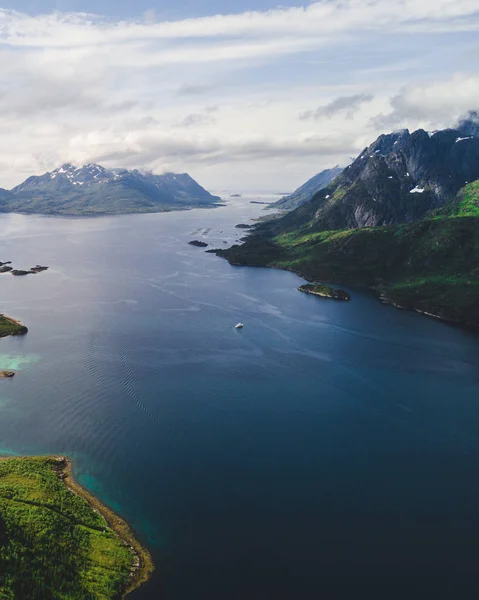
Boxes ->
[0,197,478,598]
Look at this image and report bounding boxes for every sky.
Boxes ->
[0,1,478,192]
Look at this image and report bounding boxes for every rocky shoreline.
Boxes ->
[212,244,479,331]
[58,457,154,598]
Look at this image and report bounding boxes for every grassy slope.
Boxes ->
[0,457,134,600]
[0,315,27,338]
[218,183,479,327]
[432,181,479,218]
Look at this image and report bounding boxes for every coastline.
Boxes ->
[0,455,154,598]
[216,252,479,332]
[62,457,155,597]
[0,314,24,327]
[0,313,28,337]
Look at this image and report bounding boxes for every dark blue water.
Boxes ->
[1,198,479,598]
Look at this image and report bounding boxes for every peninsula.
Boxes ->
[0,456,154,599]
[0,314,28,338]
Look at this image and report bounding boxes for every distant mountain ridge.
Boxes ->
[3,163,221,215]
[269,166,342,211]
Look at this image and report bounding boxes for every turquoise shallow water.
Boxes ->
[0,199,479,598]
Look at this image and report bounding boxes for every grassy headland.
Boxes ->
[0,456,153,599]
[0,315,28,338]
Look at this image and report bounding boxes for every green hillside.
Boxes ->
[0,457,136,599]
[433,181,479,218]
[216,187,479,327]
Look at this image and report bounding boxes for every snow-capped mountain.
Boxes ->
[12,164,114,193]
[8,164,221,215]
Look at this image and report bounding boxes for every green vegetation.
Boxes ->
[433,181,479,218]
[0,456,151,599]
[217,214,479,327]
[0,315,27,338]
[298,284,350,301]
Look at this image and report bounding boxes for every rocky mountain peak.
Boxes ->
[274,122,479,233]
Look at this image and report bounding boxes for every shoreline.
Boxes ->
[0,454,154,598]
[0,313,28,337]
[62,457,155,598]
[0,314,24,327]
[217,253,479,333]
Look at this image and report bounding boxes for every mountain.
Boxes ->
[269,166,342,211]
[268,126,479,235]
[0,187,12,210]
[213,124,479,328]
[6,164,221,215]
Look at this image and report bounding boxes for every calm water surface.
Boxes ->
[0,197,479,598]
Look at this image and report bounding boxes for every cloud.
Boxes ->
[177,84,218,96]
[1,1,478,50]
[87,131,357,171]
[177,113,216,127]
[370,74,479,131]
[300,93,373,120]
[0,2,477,190]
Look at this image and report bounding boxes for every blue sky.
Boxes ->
[0,1,478,191]
[1,0,309,19]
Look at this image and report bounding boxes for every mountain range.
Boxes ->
[215,117,479,328]
[269,166,342,211]
[0,164,221,215]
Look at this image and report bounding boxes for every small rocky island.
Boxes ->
[235,223,253,229]
[298,284,350,301]
[30,265,49,273]
[11,265,49,276]
[0,371,15,378]
[188,240,209,248]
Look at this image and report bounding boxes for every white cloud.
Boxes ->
[0,2,477,190]
[300,94,374,120]
[371,74,479,130]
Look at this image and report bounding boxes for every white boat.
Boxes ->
[235,323,244,329]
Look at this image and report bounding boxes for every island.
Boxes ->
[235,224,253,229]
[0,371,15,378]
[188,240,209,247]
[298,284,351,301]
[30,265,49,273]
[0,314,28,337]
[0,456,154,599]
